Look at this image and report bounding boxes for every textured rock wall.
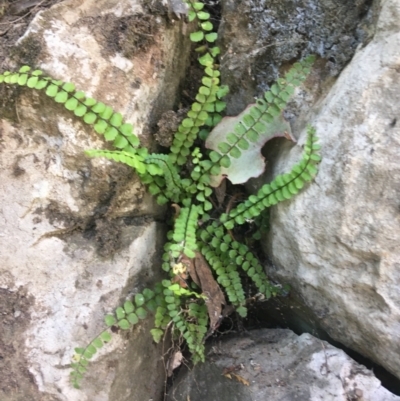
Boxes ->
[217,0,400,384]
[168,329,400,401]
[219,0,377,114]
[264,0,400,379]
[0,0,191,400]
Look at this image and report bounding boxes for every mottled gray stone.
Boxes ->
[168,329,400,401]
[263,0,400,381]
[217,0,400,384]
[219,0,377,114]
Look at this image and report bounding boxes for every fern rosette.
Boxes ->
[0,0,322,389]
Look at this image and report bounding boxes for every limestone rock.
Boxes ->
[265,0,400,380]
[168,329,400,401]
[0,0,191,400]
[217,0,400,383]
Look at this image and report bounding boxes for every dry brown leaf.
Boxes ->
[181,254,200,287]
[171,273,189,288]
[167,350,183,377]
[171,203,181,218]
[231,372,250,386]
[206,107,294,186]
[181,252,226,330]
[222,365,241,375]
[222,365,249,386]
[194,252,226,330]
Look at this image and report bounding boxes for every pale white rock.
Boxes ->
[0,0,192,400]
[167,329,400,401]
[265,0,400,379]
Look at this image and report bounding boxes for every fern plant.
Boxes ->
[0,0,321,389]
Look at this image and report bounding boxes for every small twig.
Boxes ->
[208,194,218,210]
[15,103,21,123]
[31,224,79,246]
[0,26,12,36]
[130,29,154,37]
[249,39,306,56]
[162,319,178,401]
[320,340,330,376]
[0,0,47,26]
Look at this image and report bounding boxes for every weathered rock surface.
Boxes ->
[217,0,400,384]
[0,0,191,400]
[168,329,400,401]
[263,0,400,380]
[219,0,378,114]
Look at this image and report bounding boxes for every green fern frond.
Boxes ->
[169,202,200,259]
[70,329,112,389]
[169,67,223,166]
[184,147,214,212]
[199,223,276,304]
[70,285,161,388]
[220,126,321,229]
[85,149,149,174]
[198,237,247,312]
[152,279,208,361]
[198,55,316,185]
[85,149,178,206]
[143,153,185,203]
[161,232,175,273]
[0,66,139,152]
[181,302,208,363]
[168,1,228,166]
[139,173,170,205]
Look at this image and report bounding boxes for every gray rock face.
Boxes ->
[168,329,400,401]
[217,0,400,384]
[219,0,377,114]
[0,0,191,400]
[265,0,400,380]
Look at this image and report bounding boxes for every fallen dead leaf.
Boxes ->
[223,372,250,386]
[206,106,295,186]
[181,252,226,330]
[222,365,242,375]
[171,273,189,288]
[171,203,181,219]
[232,372,250,386]
[167,350,183,377]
